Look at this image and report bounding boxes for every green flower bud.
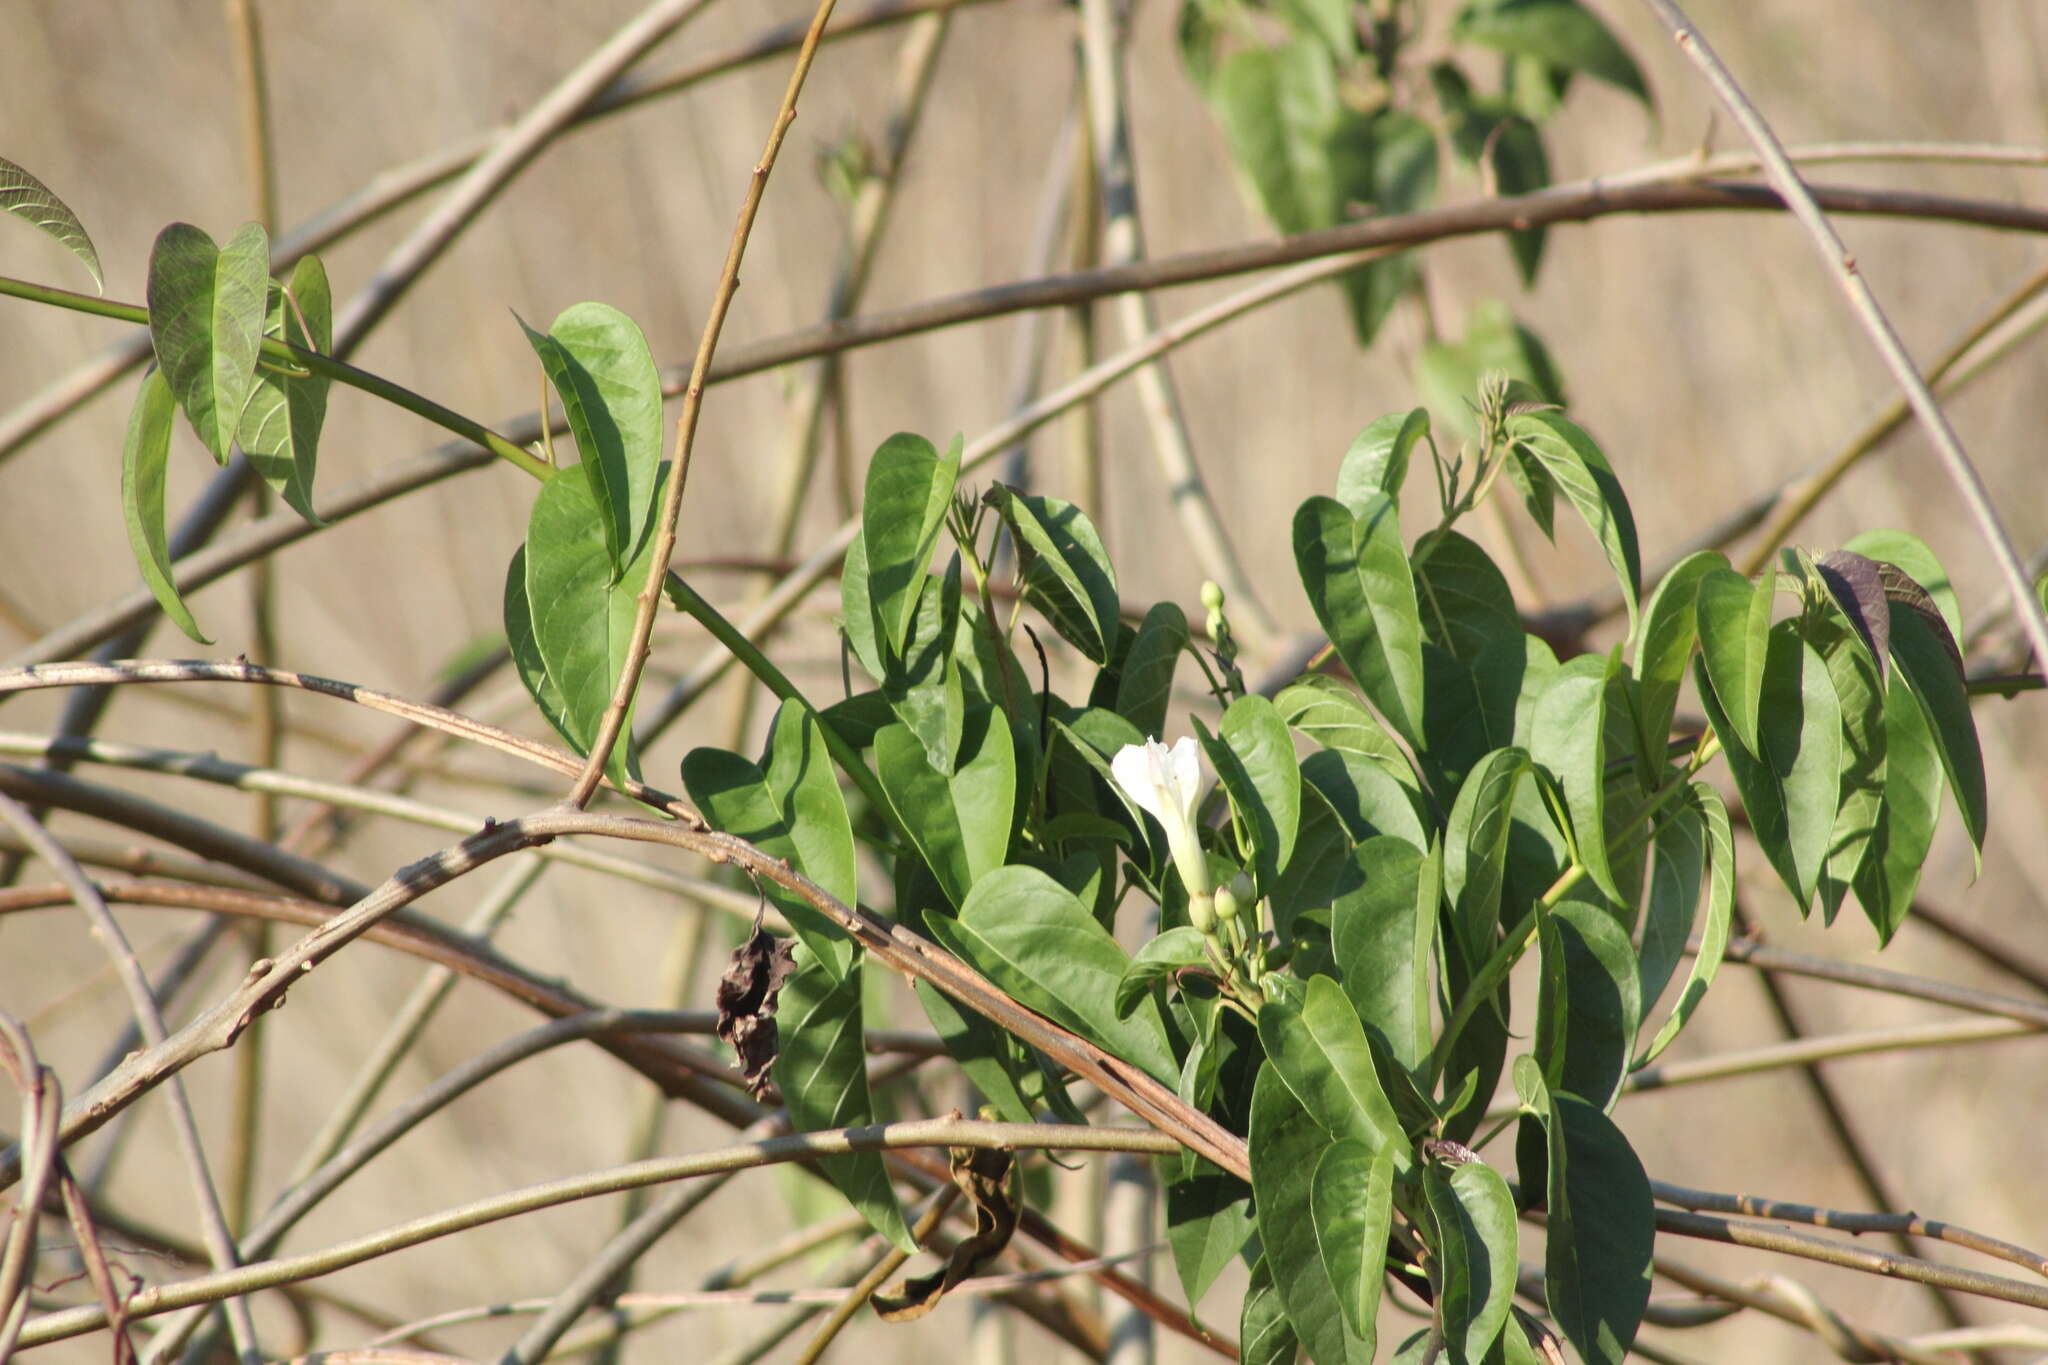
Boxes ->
[1212,885,1240,921]
[1200,580,1226,613]
[1188,893,1218,935]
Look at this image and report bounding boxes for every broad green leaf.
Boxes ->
[1634,795,1705,1023]
[1116,926,1212,1019]
[1294,493,1427,747]
[1851,671,1942,943]
[1258,975,1409,1171]
[1423,1159,1518,1365]
[1165,1175,1253,1312]
[875,704,1015,907]
[682,700,859,978]
[1813,615,1887,922]
[1051,709,1155,874]
[1443,746,1534,967]
[913,980,1039,1124]
[863,432,960,659]
[1637,784,1733,1065]
[1432,64,1552,282]
[1268,780,1356,942]
[1206,694,1301,895]
[1336,408,1429,509]
[0,155,103,290]
[1278,0,1356,58]
[1214,39,1342,235]
[238,254,332,523]
[1423,633,1557,794]
[121,368,210,644]
[1415,301,1565,444]
[1331,836,1438,1074]
[1453,0,1651,105]
[1516,1062,1653,1365]
[884,559,966,774]
[989,485,1121,665]
[1533,896,1639,1111]
[774,957,916,1251]
[1632,550,1727,764]
[1249,1065,1372,1365]
[837,530,885,682]
[1303,749,1429,848]
[1844,529,1962,640]
[523,464,667,787]
[1413,529,1521,663]
[1505,411,1641,633]
[1115,601,1188,737]
[504,546,569,741]
[1310,1140,1394,1345]
[147,221,271,463]
[930,865,1178,1083]
[1699,624,1841,912]
[1886,593,1986,860]
[1331,109,1439,344]
[1277,673,1410,771]
[1530,651,1627,904]
[520,302,664,577]
[1239,1256,1301,1365]
[1694,567,1773,754]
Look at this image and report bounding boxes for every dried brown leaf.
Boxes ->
[872,1144,1018,1322]
[714,918,797,1100]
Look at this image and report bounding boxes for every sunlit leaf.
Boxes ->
[875,704,1015,908]
[989,484,1121,666]
[1310,1139,1394,1344]
[1115,601,1188,737]
[1637,784,1732,1064]
[1505,411,1641,633]
[775,957,916,1251]
[1294,492,1427,747]
[929,864,1178,1084]
[520,301,664,577]
[864,432,960,660]
[120,368,210,644]
[1258,975,1410,1170]
[146,221,270,463]
[683,700,859,978]
[1453,0,1651,106]
[1694,566,1772,755]
[1423,1157,1517,1365]
[1336,408,1430,509]
[1166,1175,1253,1312]
[1331,836,1439,1075]
[521,464,668,787]
[1249,1064,1373,1364]
[1514,1059,1653,1365]
[0,154,103,291]
[238,254,332,523]
[1533,895,1639,1111]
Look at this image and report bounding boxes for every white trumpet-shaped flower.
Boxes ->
[1111,737,1212,911]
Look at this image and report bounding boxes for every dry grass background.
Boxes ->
[2,0,2047,1360]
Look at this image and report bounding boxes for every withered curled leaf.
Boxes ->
[714,918,797,1100]
[872,1144,1018,1322]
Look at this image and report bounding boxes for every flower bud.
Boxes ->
[1187,892,1218,935]
[1212,885,1240,922]
[1200,580,1226,613]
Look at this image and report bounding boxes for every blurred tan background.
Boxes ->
[2,0,2046,1360]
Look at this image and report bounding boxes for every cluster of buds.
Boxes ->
[1200,581,1246,699]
